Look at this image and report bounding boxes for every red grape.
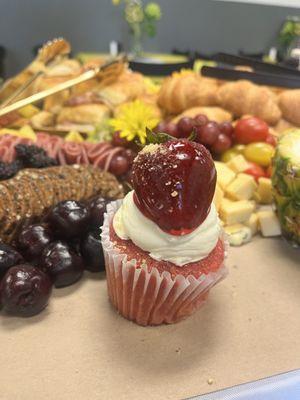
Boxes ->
[177,117,195,138]
[111,131,129,148]
[165,122,181,138]
[154,121,169,133]
[194,114,209,127]
[212,133,232,154]
[109,155,129,176]
[122,149,136,166]
[219,121,234,138]
[197,121,220,146]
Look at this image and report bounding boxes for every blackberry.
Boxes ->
[0,160,22,180]
[15,144,57,168]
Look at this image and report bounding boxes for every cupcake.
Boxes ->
[101,139,227,326]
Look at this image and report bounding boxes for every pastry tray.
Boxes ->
[0,237,299,400]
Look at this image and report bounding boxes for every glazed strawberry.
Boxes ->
[132,139,216,235]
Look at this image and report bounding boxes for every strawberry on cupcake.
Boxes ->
[101,138,227,326]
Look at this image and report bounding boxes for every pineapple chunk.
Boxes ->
[255,177,273,204]
[214,162,236,190]
[245,213,259,235]
[213,184,224,212]
[224,224,252,246]
[18,104,40,118]
[219,199,255,225]
[226,155,249,173]
[18,125,37,141]
[257,210,281,237]
[226,173,257,201]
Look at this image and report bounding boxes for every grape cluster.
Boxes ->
[154,115,234,155]
[0,196,110,317]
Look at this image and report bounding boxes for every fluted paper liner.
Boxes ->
[101,200,228,326]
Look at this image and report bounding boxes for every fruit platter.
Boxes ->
[0,41,299,400]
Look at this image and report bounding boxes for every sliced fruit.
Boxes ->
[18,125,37,140]
[226,173,257,201]
[18,104,40,119]
[219,199,255,225]
[245,213,259,235]
[224,224,252,246]
[213,184,224,212]
[214,161,236,190]
[255,177,273,204]
[226,154,249,173]
[257,209,281,237]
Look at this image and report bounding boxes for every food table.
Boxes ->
[1,237,299,400]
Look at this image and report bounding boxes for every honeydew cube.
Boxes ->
[245,213,259,235]
[213,184,224,212]
[226,173,257,201]
[257,210,281,237]
[255,177,273,204]
[226,155,249,173]
[214,161,236,190]
[224,224,252,246]
[219,199,255,225]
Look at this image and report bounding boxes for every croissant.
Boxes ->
[217,80,281,125]
[278,89,300,126]
[158,71,219,115]
[172,106,232,124]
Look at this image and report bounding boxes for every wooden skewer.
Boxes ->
[0,55,125,117]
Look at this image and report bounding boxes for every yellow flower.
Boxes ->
[112,0,121,5]
[109,100,159,144]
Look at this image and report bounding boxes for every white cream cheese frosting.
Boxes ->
[113,191,220,267]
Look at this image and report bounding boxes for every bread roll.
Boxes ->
[172,106,232,124]
[278,89,300,126]
[217,80,281,125]
[158,71,219,114]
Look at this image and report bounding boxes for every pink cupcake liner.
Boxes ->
[101,200,228,326]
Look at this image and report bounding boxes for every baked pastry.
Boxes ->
[278,89,300,126]
[273,118,297,134]
[101,139,227,326]
[97,70,147,107]
[158,71,219,114]
[172,106,232,124]
[56,103,111,132]
[0,165,123,243]
[217,80,281,125]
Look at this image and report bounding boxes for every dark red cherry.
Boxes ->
[40,241,84,288]
[80,229,105,273]
[0,243,23,280]
[17,223,53,259]
[46,200,90,239]
[0,264,52,317]
[88,196,110,229]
